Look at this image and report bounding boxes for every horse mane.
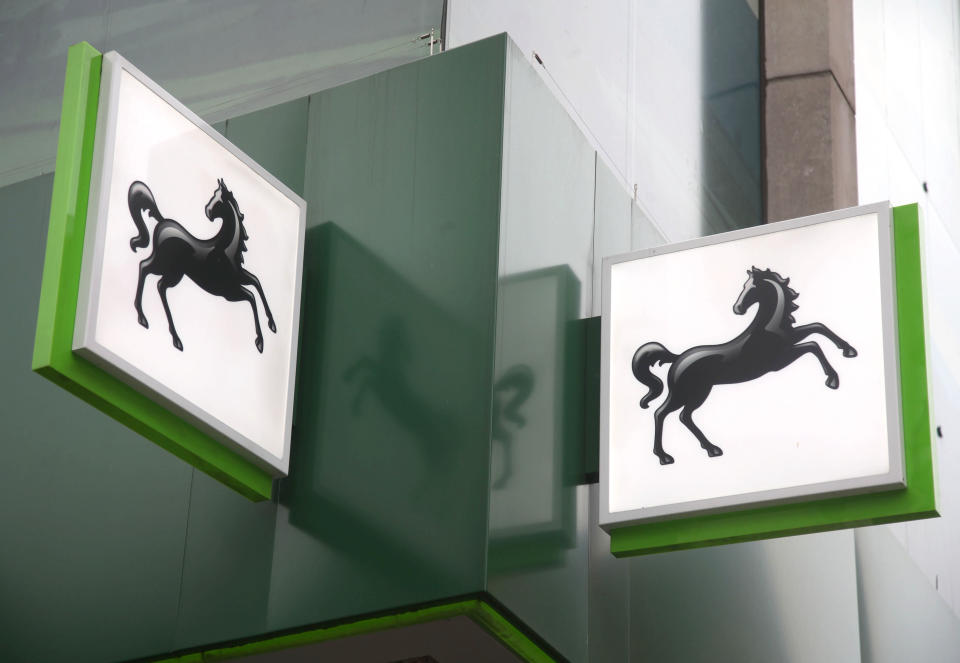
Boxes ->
[751,266,799,324]
[218,181,248,264]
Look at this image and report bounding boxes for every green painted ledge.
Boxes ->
[145,599,559,663]
[610,203,937,556]
[31,42,272,500]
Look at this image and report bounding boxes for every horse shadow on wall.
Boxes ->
[490,364,535,490]
[282,223,489,593]
[487,264,583,574]
[341,314,458,480]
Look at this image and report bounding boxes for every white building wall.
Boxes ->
[854,0,960,619]
[855,526,960,662]
[446,0,760,242]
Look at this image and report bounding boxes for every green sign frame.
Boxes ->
[609,203,937,556]
[146,598,558,662]
[32,42,273,501]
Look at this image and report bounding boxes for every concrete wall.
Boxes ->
[764,0,858,221]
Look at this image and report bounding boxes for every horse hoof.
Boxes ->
[843,347,858,358]
[268,319,277,333]
[173,337,183,352]
[256,337,264,353]
[138,315,149,329]
[826,374,839,389]
[707,446,724,457]
[657,453,675,465]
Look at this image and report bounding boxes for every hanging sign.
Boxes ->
[33,43,305,500]
[599,203,937,555]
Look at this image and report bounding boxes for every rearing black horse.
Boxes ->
[128,179,276,353]
[632,266,857,465]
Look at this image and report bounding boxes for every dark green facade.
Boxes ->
[2,35,616,662]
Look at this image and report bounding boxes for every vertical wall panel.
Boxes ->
[629,531,862,662]
[0,174,193,662]
[856,527,960,662]
[854,0,960,619]
[172,98,308,652]
[587,485,629,663]
[486,37,595,663]
[447,0,762,241]
[223,98,310,197]
[591,156,632,317]
[174,470,277,650]
[266,35,506,631]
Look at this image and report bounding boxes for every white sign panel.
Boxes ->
[74,52,306,476]
[600,203,905,527]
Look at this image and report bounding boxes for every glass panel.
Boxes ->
[701,0,763,231]
[0,0,444,188]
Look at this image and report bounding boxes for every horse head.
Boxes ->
[733,266,799,325]
[205,178,244,223]
[733,266,762,315]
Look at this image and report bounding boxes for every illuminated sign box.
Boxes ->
[600,203,937,555]
[33,44,305,499]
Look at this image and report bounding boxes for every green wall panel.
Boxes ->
[173,468,277,650]
[0,174,193,663]
[171,96,308,653]
[265,35,507,631]
[222,98,310,197]
[0,35,581,662]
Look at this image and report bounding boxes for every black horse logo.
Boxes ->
[632,267,857,465]
[128,179,276,353]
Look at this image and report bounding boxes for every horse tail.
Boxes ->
[632,342,677,409]
[128,181,162,251]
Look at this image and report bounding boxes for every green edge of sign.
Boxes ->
[145,599,557,663]
[31,42,273,501]
[610,203,937,557]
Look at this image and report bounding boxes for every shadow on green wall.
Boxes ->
[487,266,584,574]
[281,221,489,598]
